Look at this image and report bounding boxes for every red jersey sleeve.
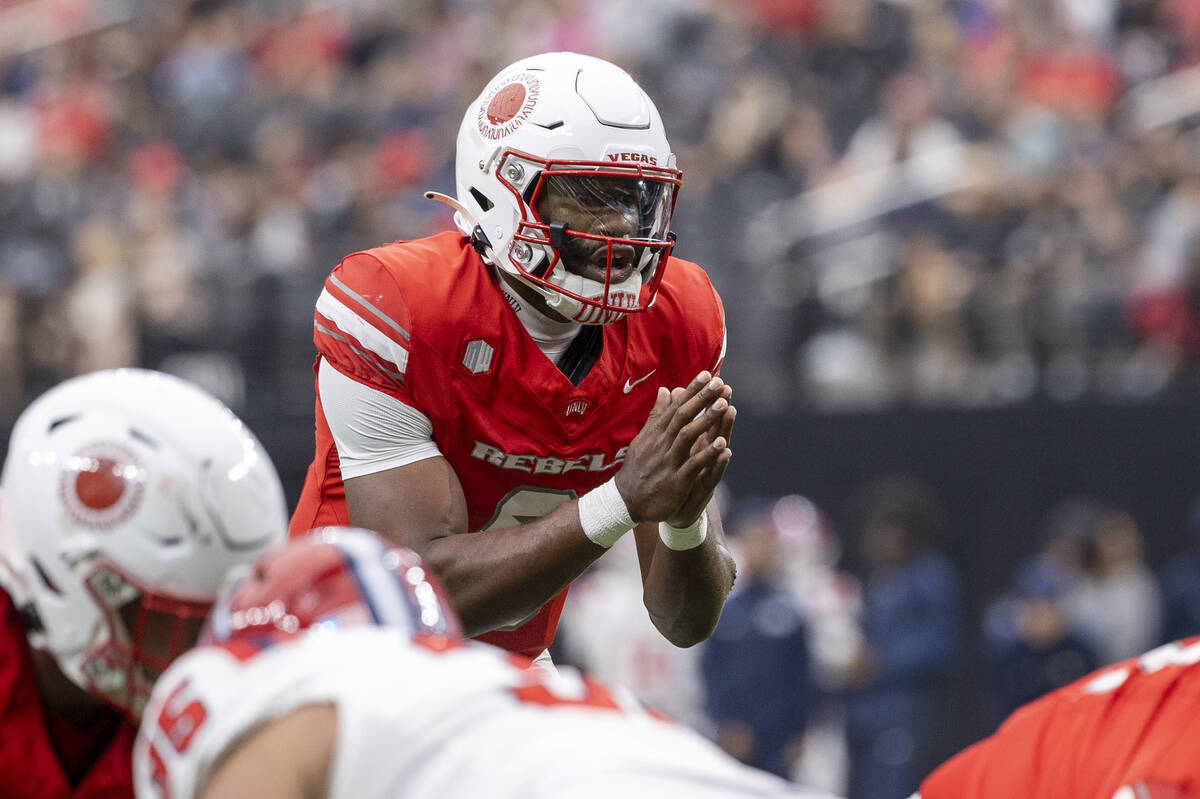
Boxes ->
[652,256,727,382]
[313,252,415,402]
[709,287,727,376]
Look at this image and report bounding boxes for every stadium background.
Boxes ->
[2,0,1199,796]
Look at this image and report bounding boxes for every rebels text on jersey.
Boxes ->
[919,637,1200,799]
[289,232,727,657]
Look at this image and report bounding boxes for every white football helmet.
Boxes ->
[0,369,288,718]
[444,51,681,325]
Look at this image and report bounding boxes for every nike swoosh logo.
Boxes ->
[623,369,656,394]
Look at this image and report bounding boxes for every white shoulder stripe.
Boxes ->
[317,289,409,374]
[314,322,405,382]
[329,273,410,340]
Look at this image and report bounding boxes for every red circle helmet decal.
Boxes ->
[487,83,527,125]
[477,72,540,141]
[76,458,127,510]
[60,442,146,530]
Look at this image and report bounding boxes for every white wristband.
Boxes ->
[578,477,635,548]
[659,513,709,551]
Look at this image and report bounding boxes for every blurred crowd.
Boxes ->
[559,480,1200,799]
[4,0,1200,420]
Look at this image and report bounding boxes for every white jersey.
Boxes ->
[135,627,838,799]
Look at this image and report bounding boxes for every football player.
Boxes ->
[135,527,840,799]
[0,369,288,799]
[291,52,737,659]
[915,637,1200,798]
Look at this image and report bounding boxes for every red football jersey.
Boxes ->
[290,231,727,657]
[0,590,136,799]
[920,637,1200,799]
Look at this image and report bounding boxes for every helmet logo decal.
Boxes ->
[77,459,126,510]
[60,443,145,529]
[487,84,526,124]
[478,72,540,141]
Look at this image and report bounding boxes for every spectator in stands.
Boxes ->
[773,494,865,797]
[556,533,712,735]
[982,560,1099,723]
[1009,495,1102,602]
[703,498,815,779]
[0,0,1199,415]
[842,474,963,799]
[1065,506,1162,664]
[1159,497,1200,642]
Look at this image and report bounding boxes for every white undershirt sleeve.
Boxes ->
[317,358,442,479]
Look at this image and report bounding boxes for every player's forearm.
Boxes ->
[421,500,605,637]
[640,512,736,647]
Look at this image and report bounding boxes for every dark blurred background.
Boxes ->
[4,0,1200,796]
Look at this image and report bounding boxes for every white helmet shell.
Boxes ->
[453,51,681,325]
[0,368,288,714]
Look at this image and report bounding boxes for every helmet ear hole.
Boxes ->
[469,187,493,212]
[19,602,44,633]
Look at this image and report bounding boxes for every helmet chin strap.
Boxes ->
[543,267,642,320]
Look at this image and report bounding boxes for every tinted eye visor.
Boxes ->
[534,169,676,244]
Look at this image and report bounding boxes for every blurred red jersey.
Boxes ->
[290,231,726,657]
[920,637,1200,799]
[0,590,136,799]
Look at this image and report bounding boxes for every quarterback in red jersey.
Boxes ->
[0,369,287,799]
[291,52,738,658]
[917,637,1200,799]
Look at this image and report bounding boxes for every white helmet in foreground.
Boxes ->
[444,51,681,325]
[0,369,288,717]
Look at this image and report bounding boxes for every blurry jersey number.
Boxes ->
[147,679,209,799]
[483,486,578,531]
[481,487,578,630]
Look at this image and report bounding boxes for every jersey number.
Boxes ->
[146,679,209,799]
[481,487,578,630]
[156,679,209,753]
[482,486,578,531]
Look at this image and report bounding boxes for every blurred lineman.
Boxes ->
[290,52,736,658]
[135,528,840,799]
[915,637,1200,799]
[0,369,288,799]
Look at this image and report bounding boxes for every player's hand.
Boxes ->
[614,371,734,524]
[664,382,735,528]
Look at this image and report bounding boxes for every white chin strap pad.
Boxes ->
[542,267,643,323]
